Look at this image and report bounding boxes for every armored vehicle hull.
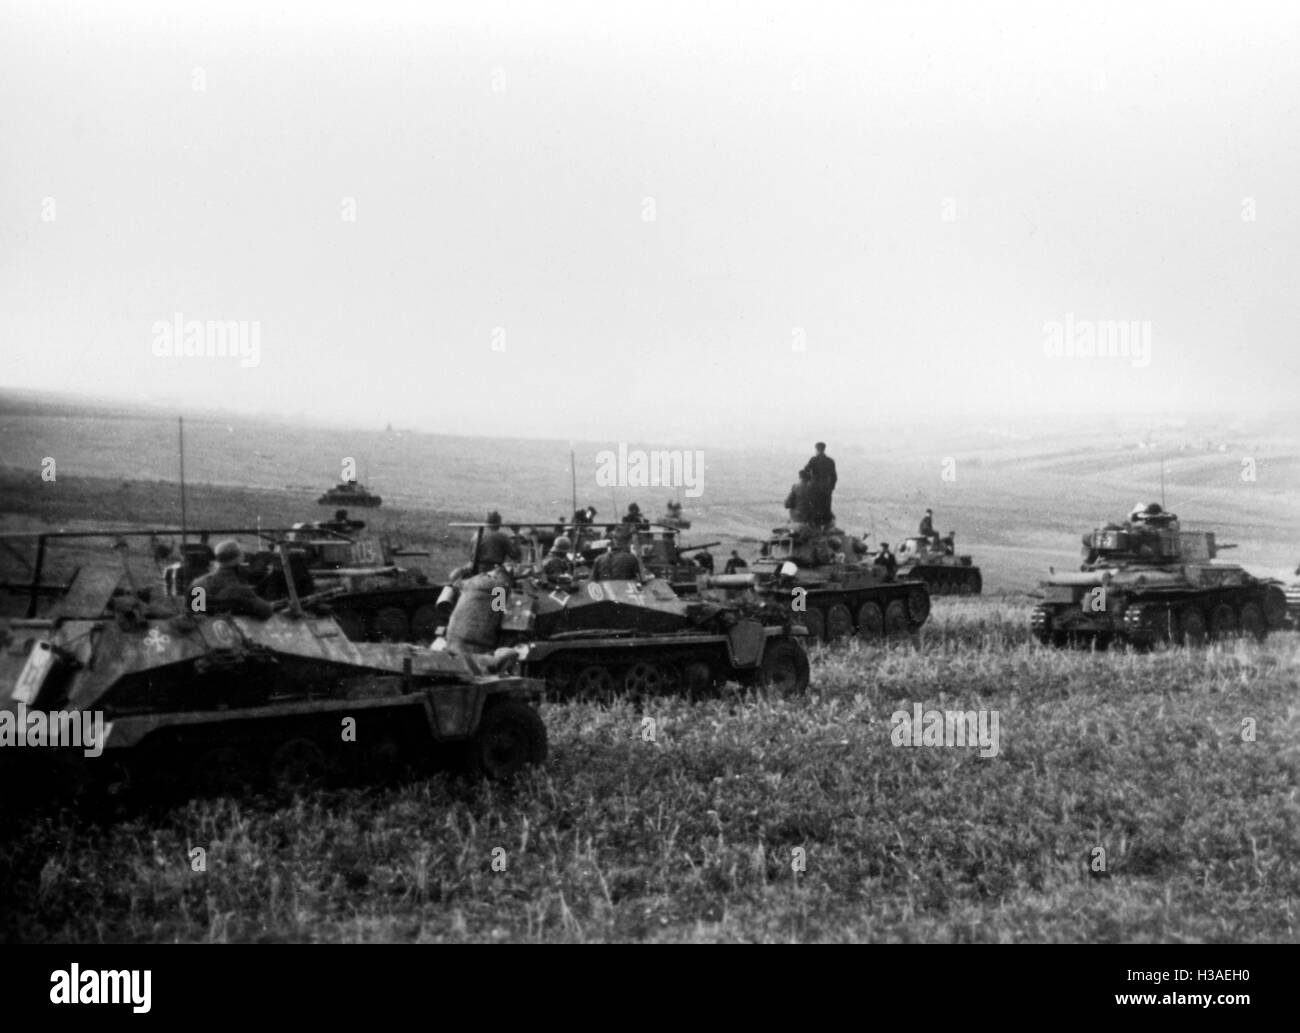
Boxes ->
[894,537,982,595]
[443,570,811,700]
[1031,515,1288,648]
[317,481,382,508]
[0,532,547,808]
[702,526,931,643]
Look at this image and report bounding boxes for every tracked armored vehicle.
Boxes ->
[438,523,811,699]
[317,479,382,508]
[702,524,931,643]
[894,535,983,595]
[0,531,547,807]
[1030,506,1288,648]
[163,524,444,645]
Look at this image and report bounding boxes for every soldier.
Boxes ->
[694,547,715,574]
[622,502,647,526]
[190,540,274,619]
[541,536,574,578]
[802,442,837,527]
[784,470,815,524]
[875,542,897,579]
[593,528,641,581]
[473,511,521,574]
[919,509,938,545]
[723,550,748,574]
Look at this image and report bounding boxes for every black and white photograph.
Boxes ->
[0,0,1296,986]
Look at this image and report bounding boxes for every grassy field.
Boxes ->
[1,391,1297,943]
[2,599,1297,944]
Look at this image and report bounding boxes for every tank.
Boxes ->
[437,523,811,699]
[1030,506,1289,647]
[702,524,932,643]
[163,523,445,645]
[317,480,382,508]
[0,531,547,809]
[893,534,983,595]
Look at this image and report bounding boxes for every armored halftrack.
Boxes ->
[436,523,811,700]
[702,524,931,643]
[894,535,983,595]
[1030,507,1288,647]
[0,530,547,807]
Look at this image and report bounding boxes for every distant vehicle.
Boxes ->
[317,480,382,508]
[0,530,547,809]
[1030,506,1288,648]
[1284,565,1300,630]
[894,535,982,595]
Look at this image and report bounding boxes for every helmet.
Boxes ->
[486,511,502,527]
[214,539,243,566]
[552,536,572,553]
[627,503,640,514]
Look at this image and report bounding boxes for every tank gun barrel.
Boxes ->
[702,573,758,589]
[677,541,721,553]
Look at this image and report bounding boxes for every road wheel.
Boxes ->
[472,701,547,781]
[825,603,854,641]
[906,587,930,624]
[1239,601,1267,642]
[856,601,884,640]
[884,599,909,637]
[372,607,410,642]
[1209,602,1238,641]
[572,664,615,701]
[410,604,440,643]
[623,661,667,696]
[1179,606,1207,647]
[192,745,258,797]
[756,639,810,696]
[539,661,572,697]
[799,607,826,642]
[268,737,328,794]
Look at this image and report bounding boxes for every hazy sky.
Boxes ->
[3,0,1298,445]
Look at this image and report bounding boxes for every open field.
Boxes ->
[1,599,1297,943]
[0,390,1298,943]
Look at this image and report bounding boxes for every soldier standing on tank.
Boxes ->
[801,442,837,527]
[724,550,748,574]
[694,547,715,574]
[593,527,641,580]
[191,540,274,619]
[622,502,647,526]
[784,469,815,525]
[473,511,521,574]
[919,509,938,545]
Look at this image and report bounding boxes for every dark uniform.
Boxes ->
[474,529,521,572]
[542,554,572,578]
[919,513,936,543]
[723,552,748,575]
[695,549,715,574]
[802,447,837,527]
[784,474,814,524]
[593,549,640,581]
[191,566,274,619]
[875,545,897,580]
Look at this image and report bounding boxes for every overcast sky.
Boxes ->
[2,0,1298,445]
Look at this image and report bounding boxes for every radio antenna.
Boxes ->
[1160,459,1166,510]
[178,416,188,548]
[570,448,578,521]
